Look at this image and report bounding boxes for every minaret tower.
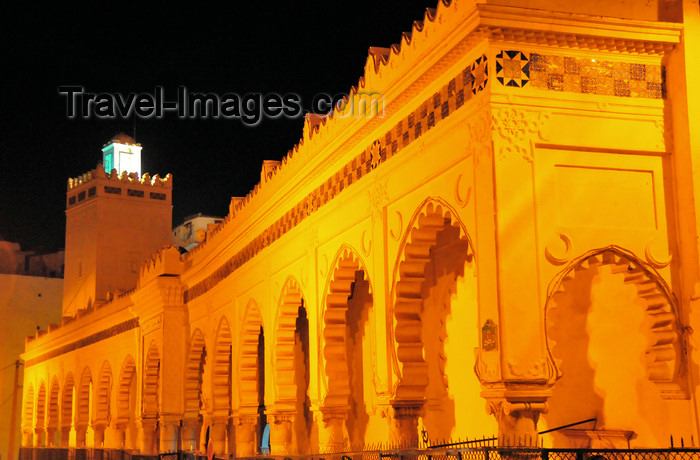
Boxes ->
[102,132,143,176]
[62,134,173,318]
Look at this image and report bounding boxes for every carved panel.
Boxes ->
[491,108,549,162]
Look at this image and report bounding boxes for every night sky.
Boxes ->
[2,2,434,252]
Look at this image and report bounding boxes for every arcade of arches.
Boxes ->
[20,0,700,456]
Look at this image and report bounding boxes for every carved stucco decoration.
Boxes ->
[361,229,372,257]
[544,233,573,266]
[467,109,491,165]
[367,181,389,227]
[141,314,163,335]
[506,357,558,382]
[454,174,471,208]
[389,211,403,242]
[645,235,672,269]
[474,348,501,383]
[653,117,673,152]
[319,253,329,279]
[491,108,550,163]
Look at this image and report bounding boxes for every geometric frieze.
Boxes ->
[185,54,489,303]
[497,50,664,99]
[23,319,139,367]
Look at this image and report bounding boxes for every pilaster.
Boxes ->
[93,422,107,448]
[483,388,550,447]
[59,427,70,447]
[159,416,180,452]
[386,403,422,446]
[209,415,229,454]
[234,414,258,457]
[268,411,294,455]
[316,409,347,453]
[74,424,87,447]
[139,418,158,455]
[33,427,45,447]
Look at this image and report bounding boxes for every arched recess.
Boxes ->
[22,383,35,434]
[212,317,233,413]
[61,373,75,431]
[76,366,92,428]
[544,246,684,394]
[116,355,136,424]
[273,277,306,403]
[273,276,312,454]
[143,341,161,418]
[184,329,207,419]
[47,377,60,433]
[94,361,112,426]
[390,198,475,402]
[322,246,373,407]
[36,382,47,435]
[238,300,264,412]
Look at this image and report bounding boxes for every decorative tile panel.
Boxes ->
[497,50,664,99]
[496,50,530,87]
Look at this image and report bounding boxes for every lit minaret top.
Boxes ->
[102,133,142,177]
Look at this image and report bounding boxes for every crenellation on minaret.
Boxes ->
[66,164,172,210]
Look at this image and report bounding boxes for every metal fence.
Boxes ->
[19,446,700,460]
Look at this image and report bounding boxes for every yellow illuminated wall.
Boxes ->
[20,0,700,456]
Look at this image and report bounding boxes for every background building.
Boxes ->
[172,214,223,253]
[0,242,64,460]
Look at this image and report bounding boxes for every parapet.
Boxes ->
[66,164,172,209]
[139,245,184,287]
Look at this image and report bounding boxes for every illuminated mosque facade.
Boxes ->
[19,0,700,456]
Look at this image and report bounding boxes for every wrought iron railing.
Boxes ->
[19,445,700,460]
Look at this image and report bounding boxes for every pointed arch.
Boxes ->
[61,373,74,430]
[36,381,47,436]
[390,198,475,401]
[22,383,35,433]
[76,366,92,427]
[116,355,136,424]
[94,361,112,425]
[184,330,206,418]
[47,377,60,431]
[273,276,305,404]
[143,341,160,418]
[212,316,233,413]
[322,245,373,408]
[545,245,685,396]
[238,300,264,412]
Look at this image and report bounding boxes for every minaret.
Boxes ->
[102,132,143,176]
[62,134,173,318]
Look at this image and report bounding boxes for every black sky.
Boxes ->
[1,2,434,252]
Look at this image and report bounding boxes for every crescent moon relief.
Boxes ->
[362,230,372,256]
[301,266,308,287]
[389,211,403,242]
[544,233,572,265]
[454,174,472,208]
[645,239,672,268]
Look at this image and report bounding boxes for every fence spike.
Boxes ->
[682,437,685,448]
[671,435,674,448]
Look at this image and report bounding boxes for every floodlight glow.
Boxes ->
[102,142,142,177]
